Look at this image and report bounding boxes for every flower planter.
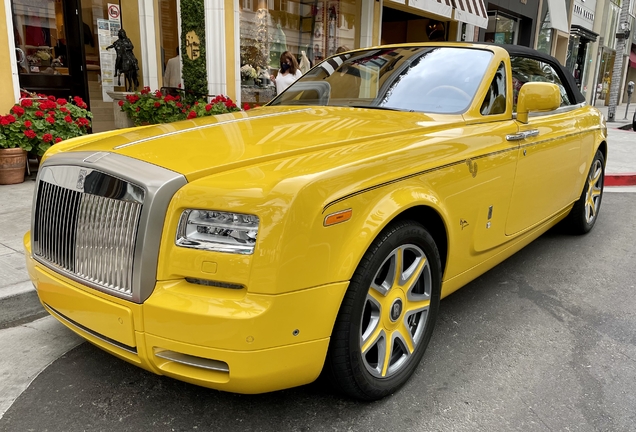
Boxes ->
[0,148,27,185]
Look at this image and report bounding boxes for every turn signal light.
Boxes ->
[324,209,352,226]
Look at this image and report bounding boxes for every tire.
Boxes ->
[566,149,605,234]
[324,220,442,400]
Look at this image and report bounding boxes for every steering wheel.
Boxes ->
[423,85,472,103]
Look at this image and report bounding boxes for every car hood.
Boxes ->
[66,106,464,180]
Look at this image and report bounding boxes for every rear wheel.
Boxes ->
[325,220,442,400]
[566,149,605,234]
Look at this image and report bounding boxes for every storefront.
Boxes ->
[480,0,539,48]
[1,0,493,120]
[566,25,597,97]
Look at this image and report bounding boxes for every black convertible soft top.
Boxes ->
[497,44,586,105]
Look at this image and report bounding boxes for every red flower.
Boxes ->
[126,94,140,103]
[242,103,250,111]
[60,107,69,113]
[174,95,180,101]
[35,110,44,117]
[140,86,151,95]
[205,104,212,112]
[64,115,72,123]
[45,117,55,124]
[43,133,53,142]
[24,129,37,139]
[165,95,175,102]
[118,100,125,107]
[20,99,33,107]
[154,90,162,97]
[177,83,182,88]
[78,118,90,127]
[24,120,32,128]
[54,137,62,143]
[80,102,88,109]
[48,111,56,116]
[194,102,199,106]
[0,117,9,126]
[176,102,183,108]
[5,114,16,124]
[73,96,84,105]
[48,95,55,101]
[56,98,67,106]
[11,105,25,116]
[136,107,140,112]
[224,100,236,109]
[154,102,161,108]
[187,110,197,119]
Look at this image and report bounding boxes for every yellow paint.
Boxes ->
[25,43,607,394]
[224,0,236,101]
[0,0,16,114]
[122,1,144,88]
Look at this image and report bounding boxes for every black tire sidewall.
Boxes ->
[570,150,605,234]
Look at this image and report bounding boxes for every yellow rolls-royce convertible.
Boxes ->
[24,43,606,400]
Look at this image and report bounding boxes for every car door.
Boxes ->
[505,56,581,235]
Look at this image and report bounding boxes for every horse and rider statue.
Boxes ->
[107,29,139,92]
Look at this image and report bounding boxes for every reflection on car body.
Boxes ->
[25,43,606,401]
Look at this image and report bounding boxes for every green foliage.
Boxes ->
[119,87,247,126]
[0,92,92,156]
[180,0,207,96]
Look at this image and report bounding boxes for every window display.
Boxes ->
[239,0,358,105]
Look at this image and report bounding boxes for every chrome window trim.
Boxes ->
[513,102,586,119]
[31,152,187,303]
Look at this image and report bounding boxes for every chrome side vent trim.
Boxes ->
[154,349,230,373]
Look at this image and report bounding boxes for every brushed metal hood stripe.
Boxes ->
[113,108,313,150]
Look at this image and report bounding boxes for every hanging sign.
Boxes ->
[107,3,121,22]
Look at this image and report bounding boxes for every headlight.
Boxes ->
[176,210,259,254]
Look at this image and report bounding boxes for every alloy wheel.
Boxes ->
[585,158,603,224]
[360,244,431,378]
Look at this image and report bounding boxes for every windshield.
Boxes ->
[268,46,493,114]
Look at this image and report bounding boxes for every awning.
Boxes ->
[570,25,598,42]
[630,50,636,69]
[452,0,487,29]
[408,0,453,19]
[545,0,570,34]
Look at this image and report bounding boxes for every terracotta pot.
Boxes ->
[0,148,27,185]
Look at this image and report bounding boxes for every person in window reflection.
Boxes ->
[270,51,302,95]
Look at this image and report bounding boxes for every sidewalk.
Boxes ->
[593,101,636,187]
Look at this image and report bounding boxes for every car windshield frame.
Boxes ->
[268,46,494,115]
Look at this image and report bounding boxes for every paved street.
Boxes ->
[0,192,634,431]
[0,119,634,431]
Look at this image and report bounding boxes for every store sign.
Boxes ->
[108,3,121,22]
[186,31,201,60]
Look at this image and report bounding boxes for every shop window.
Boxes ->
[510,56,571,112]
[481,62,506,116]
[239,0,359,106]
[12,0,70,76]
[485,11,518,45]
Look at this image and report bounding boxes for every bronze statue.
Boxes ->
[107,29,139,92]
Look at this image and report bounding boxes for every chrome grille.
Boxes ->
[33,180,142,296]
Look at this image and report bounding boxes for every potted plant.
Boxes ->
[240,64,258,86]
[119,87,248,126]
[0,92,92,185]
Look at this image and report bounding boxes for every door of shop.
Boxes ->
[12,0,89,106]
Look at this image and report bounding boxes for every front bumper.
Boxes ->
[25,232,348,394]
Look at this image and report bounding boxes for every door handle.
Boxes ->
[506,129,539,141]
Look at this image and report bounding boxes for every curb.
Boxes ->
[606,173,636,187]
[0,287,46,330]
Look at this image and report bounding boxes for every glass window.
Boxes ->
[12,0,70,75]
[481,61,506,116]
[485,11,518,45]
[239,0,358,106]
[510,56,571,111]
[269,47,493,114]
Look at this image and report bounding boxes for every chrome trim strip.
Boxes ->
[113,109,313,150]
[44,302,138,354]
[506,129,539,141]
[154,350,230,373]
[513,102,586,120]
[32,152,188,303]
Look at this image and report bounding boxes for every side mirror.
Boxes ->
[516,82,561,124]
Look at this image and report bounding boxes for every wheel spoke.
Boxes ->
[403,305,429,346]
[361,303,383,353]
[380,331,393,377]
[370,251,397,296]
[397,322,415,354]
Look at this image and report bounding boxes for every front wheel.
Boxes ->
[566,149,605,234]
[324,220,442,400]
